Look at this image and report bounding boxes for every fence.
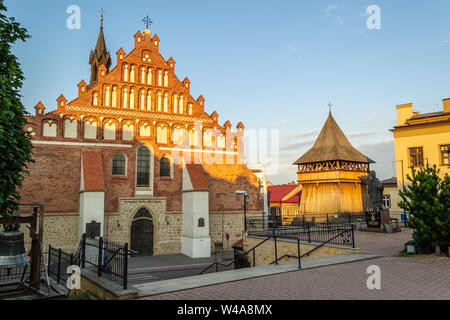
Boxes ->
[47,246,77,286]
[202,222,355,275]
[248,223,355,248]
[246,213,366,231]
[46,234,129,290]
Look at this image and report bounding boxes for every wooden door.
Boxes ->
[131,219,154,255]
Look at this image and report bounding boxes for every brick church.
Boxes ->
[20,17,264,257]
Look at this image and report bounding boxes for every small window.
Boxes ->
[382,195,391,209]
[409,147,423,167]
[160,156,171,177]
[440,145,450,165]
[112,154,126,175]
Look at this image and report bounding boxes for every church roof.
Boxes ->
[293,112,374,165]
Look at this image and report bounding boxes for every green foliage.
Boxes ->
[0,0,33,219]
[398,164,450,254]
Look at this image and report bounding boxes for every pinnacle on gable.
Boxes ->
[197,95,205,106]
[57,94,67,108]
[116,48,126,61]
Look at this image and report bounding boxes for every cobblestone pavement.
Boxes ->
[354,228,413,256]
[141,228,450,300]
[142,256,450,300]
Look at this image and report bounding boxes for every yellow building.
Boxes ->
[391,99,450,187]
[381,177,403,221]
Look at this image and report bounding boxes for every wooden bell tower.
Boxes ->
[293,112,373,215]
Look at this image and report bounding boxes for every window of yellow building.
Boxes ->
[440,144,450,165]
[409,147,424,167]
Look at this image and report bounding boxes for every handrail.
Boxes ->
[299,226,354,259]
[199,235,274,275]
[269,225,354,265]
[202,223,355,274]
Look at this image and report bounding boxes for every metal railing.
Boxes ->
[46,234,130,290]
[80,234,129,289]
[200,222,355,275]
[249,223,355,248]
[47,246,77,286]
[246,213,366,231]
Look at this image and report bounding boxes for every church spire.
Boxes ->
[89,9,112,85]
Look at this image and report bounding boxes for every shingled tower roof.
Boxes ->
[293,112,374,165]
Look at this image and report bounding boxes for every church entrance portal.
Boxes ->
[131,208,154,255]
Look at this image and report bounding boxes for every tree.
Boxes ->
[398,164,449,254]
[0,0,33,223]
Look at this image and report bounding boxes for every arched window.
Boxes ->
[164,70,169,87]
[140,67,146,84]
[136,146,151,187]
[130,65,136,82]
[146,90,152,111]
[112,153,126,175]
[130,88,135,109]
[112,86,117,107]
[160,156,171,177]
[123,64,129,82]
[156,125,168,144]
[123,88,128,108]
[104,86,110,107]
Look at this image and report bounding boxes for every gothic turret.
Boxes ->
[89,14,111,85]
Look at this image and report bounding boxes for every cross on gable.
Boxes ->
[142,15,153,29]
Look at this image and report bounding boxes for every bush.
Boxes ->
[399,165,450,255]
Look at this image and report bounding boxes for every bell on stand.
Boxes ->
[0,231,30,283]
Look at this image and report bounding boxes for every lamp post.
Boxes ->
[393,159,406,227]
[235,190,249,231]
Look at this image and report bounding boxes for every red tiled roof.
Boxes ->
[186,164,209,191]
[283,190,302,203]
[267,185,298,203]
[82,151,105,191]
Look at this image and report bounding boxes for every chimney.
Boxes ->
[396,103,413,126]
[443,98,450,113]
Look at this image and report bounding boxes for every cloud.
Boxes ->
[269,119,287,127]
[442,39,450,44]
[361,114,396,125]
[325,5,340,16]
[356,138,396,180]
[348,130,383,138]
[283,129,320,139]
[280,137,316,151]
[287,45,297,52]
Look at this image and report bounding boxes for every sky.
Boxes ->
[6,0,450,184]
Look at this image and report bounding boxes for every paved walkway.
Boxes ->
[141,256,450,300]
[135,253,378,298]
[354,228,413,256]
[139,227,450,300]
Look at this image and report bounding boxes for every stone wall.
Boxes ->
[243,233,361,266]
[22,214,80,254]
[209,211,261,251]
[21,207,261,257]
